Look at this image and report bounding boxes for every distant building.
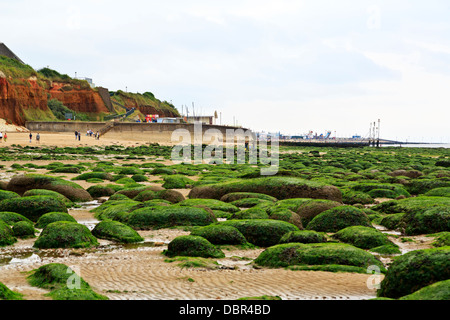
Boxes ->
[0,43,25,64]
[185,116,214,125]
[74,76,95,88]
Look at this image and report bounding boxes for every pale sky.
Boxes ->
[2,0,450,142]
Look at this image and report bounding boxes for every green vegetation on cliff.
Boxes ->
[110,90,180,118]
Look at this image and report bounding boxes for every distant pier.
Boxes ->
[279,138,411,148]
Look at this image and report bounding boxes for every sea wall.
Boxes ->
[25,121,254,144]
[26,121,106,133]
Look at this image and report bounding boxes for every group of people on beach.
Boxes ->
[27,132,41,144]
[75,129,100,141]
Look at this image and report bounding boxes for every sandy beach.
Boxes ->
[0,131,435,301]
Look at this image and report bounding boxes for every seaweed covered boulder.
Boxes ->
[163,235,225,258]
[34,221,99,249]
[296,199,343,226]
[425,187,450,198]
[231,207,269,220]
[306,206,372,233]
[388,170,423,179]
[162,175,195,189]
[12,221,37,239]
[400,207,450,236]
[0,212,33,226]
[0,220,17,247]
[72,172,114,182]
[23,189,73,207]
[117,186,164,199]
[7,174,92,202]
[350,183,411,198]
[405,179,450,195]
[190,225,247,245]
[0,196,68,222]
[178,199,240,213]
[0,190,20,201]
[341,190,374,205]
[35,212,77,229]
[377,247,450,299]
[379,213,406,231]
[27,263,108,300]
[219,219,299,247]
[332,226,397,250]
[0,282,23,300]
[279,230,328,244]
[372,196,450,215]
[92,200,143,222]
[126,206,217,230]
[86,185,115,198]
[268,207,303,230]
[220,192,278,203]
[255,243,386,273]
[399,279,450,300]
[230,198,273,208]
[155,189,185,204]
[189,177,342,202]
[92,221,144,243]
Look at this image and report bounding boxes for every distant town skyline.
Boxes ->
[1,0,449,142]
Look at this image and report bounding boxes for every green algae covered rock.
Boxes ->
[0,212,33,226]
[0,190,20,201]
[12,221,37,239]
[190,225,247,245]
[279,230,328,244]
[92,220,144,243]
[378,247,450,299]
[399,279,450,300]
[255,242,386,273]
[127,206,217,230]
[0,220,17,247]
[0,282,23,300]
[306,206,372,233]
[332,226,396,250]
[23,189,73,207]
[0,196,68,223]
[34,221,99,249]
[219,219,299,247]
[189,177,342,202]
[401,207,450,236]
[164,235,225,258]
[35,212,77,229]
[178,199,240,213]
[7,174,92,202]
[27,263,108,300]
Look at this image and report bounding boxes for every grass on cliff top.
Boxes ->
[0,56,37,78]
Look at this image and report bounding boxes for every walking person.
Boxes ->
[78,131,81,141]
[0,132,3,143]
[36,133,41,144]
[3,132,7,143]
[29,132,33,143]
[75,131,78,140]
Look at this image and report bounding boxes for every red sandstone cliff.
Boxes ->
[0,77,110,126]
[0,77,48,126]
[48,82,110,114]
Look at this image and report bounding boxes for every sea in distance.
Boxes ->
[381,143,450,149]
